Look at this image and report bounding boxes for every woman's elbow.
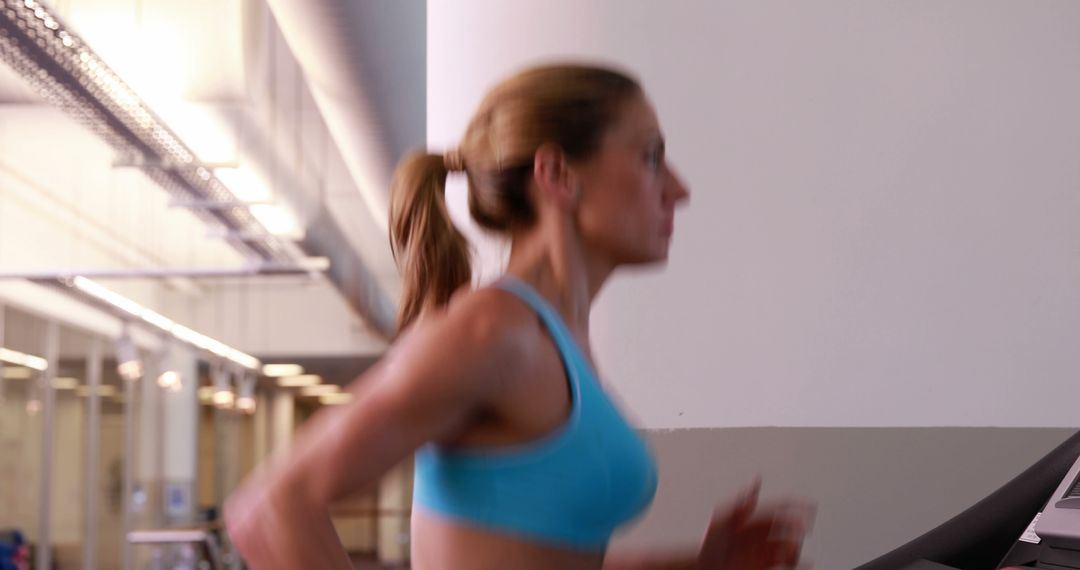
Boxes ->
[224,474,279,564]
[224,468,323,567]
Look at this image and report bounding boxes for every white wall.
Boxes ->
[429,0,1080,429]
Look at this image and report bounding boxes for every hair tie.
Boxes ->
[443,149,466,173]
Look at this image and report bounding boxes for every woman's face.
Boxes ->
[573,93,690,266]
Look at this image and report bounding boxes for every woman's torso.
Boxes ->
[409,284,613,570]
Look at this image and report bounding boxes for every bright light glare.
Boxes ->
[72,278,259,371]
[277,374,321,388]
[300,384,340,397]
[1,367,33,380]
[319,393,353,406]
[53,377,79,390]
[76,385,117,398]
[214,167,271,202]
[157,371,181,391]
[118,360,143,381]
[0,347,48,371]
[212,390,235,408]
[235,396,256,413]
[262,364,303,377]
[250,204,303,239]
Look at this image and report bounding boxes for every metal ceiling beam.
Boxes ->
[0,0,288,262]
[0,0,398,339]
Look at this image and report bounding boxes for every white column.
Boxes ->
[82,338,103,570]
[162,343,199,525]
[270,389,294,453]
[134,340,200,526]
[253,391,271,463]
[35,320,58,570]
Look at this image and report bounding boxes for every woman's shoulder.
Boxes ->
[402,283,538,358]
[441,283,539,345]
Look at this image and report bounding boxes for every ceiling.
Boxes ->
[0,0,426,358]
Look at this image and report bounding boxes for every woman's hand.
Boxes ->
[697,479,816,570]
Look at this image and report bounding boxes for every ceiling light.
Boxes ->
[2,366,33,380]
[262,364,303,377]
[117,361,143,381]
[197,386,214,402]
[277,374,320,388]
[214,167,271,202]
[250,204,304,240]
[157,371,181,392]
[72,277,259,371]
[0,347,48,371]
[114,328,142,381]
[319,393,353,406]
[235,396,255,414]
[214,168,304,239]
[53,377,79,390]
[212,390,234,408]
[300,384,340,397]
[76,385,117,398]
[234,368,257,414]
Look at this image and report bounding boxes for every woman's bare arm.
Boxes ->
[224,290,526,569]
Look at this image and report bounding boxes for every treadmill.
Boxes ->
[856,430,1080,570]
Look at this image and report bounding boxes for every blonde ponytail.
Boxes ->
[388,152,472,334]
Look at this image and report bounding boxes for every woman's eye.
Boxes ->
[645,148,662,168]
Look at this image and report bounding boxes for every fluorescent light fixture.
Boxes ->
[300,384,340,397]
[0,347,48,371]
[76,385,117,398]
[53,377,79,390]
[157,371,181,392]
[70,277,143,318]
[277,374,320,388]
[71,277,260,371]
[319,393,353,406]
[139,308,175,331]
[197,386,214,402]
[2,366,32,380]
[262,364,303,377]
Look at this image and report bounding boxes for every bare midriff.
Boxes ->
[410,507,606,570]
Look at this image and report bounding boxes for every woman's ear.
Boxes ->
[533,143,579,210]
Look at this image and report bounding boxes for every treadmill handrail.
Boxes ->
[127,528,224,570]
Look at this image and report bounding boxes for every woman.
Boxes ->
[225,63,813,570]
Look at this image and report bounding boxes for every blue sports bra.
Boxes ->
[412,275,659,552]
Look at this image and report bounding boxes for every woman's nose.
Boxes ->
[666,165,690,205]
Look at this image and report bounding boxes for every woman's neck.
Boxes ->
[504,220,613,332]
